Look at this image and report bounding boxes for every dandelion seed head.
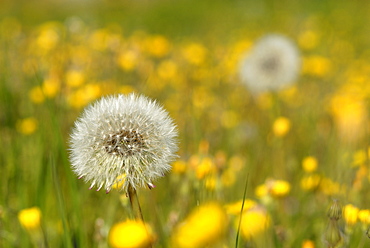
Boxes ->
[239,34,301,94]
[69,93,178,193]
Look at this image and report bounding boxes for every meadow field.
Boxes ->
[1,0,370,247]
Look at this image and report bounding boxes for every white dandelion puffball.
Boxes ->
[69,93,178,193]
[239,34,301,94]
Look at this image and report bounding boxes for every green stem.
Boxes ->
[128,184,144,221]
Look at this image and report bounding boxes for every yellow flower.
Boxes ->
[255,184,268,198]
[172,160,187,174]
[270,180,291,197]
[300,174,321,191]
[18,207,42,231]
[172,203,227,248]
[195,157,215,179]
[16,117,38,135]
[109,220,155,248]
[352,150,367,167]
[239,207,271,239]
[36,23,60,51]
[302,55,332,77]
[157,60,178,80]
[224,199,257,215]
[118,50,138,71]
[302,156,318,172]
[66,70,85,88]
[256,179,291,198]
[302,239,315,248]
[111,174,126,189]
[298,30,319,50]
[343,204,359,225]
[144,35,171,57]
[358,209,370,224]
[182,43,206,65]
[42,76,60,98]
[29,86,45,104]
[272,117,291,137]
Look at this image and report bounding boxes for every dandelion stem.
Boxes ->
[127,184,153,248]
[128,184,144,221]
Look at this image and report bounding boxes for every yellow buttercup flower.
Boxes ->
[172,160,187,174]
[301,239,315,248]
[172,202,227,248]
[298,30,319,50]
[66,70,85,88]
[343,204,359,226]
[270,180,291,197]
[182,43,206,65]
[239,206,271,239]
[272,117,291,137]
[109,220,155,248]
[29,86,45,104]
[358,209,370,224]
[195,157,215,179]
[18,207,42,231]
[300,174,321,191]
[224,199,257,215]
[302,156,318,172]
[16,117,38,135]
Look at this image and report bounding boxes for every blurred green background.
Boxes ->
[1,0,370,247]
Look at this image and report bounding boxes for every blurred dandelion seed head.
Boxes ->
[239,34,301,94]
[69,93,178,193]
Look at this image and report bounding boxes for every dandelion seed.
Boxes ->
[69,93,178,193]
[239,34,301,94]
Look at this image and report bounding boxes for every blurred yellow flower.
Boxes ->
[18,207,42,231]
[272,117,291,137]
[301,239,315,248]
[224,199,257,215]
[157,60,178,80]
[300,174,321,191]
[302,156,318,172]
[319,177,344,196]
[221,110,239,129]
[16,117,38,135]
[329,92,367,143]
[302,55,332,77]
[256,179,290,198]
[196,157,215,179]
[66,70,85,88]
[36,24,60,51]
[221,168,236,187]
[205,175,217,191]
[172,160,187,174]
[358,209,370,225]
[343,204,359,226]
[118,50,138,71]
[144,35,171,57]
[42,76,60,98]
[109,220,155,248]
[352,150,367,167]
[172,202,227,248]
[182,43,206,65]
[255,184,268,198]
[29,86,45,104]
[239,206,271,240]
[298,30,319,50]
[111,174,126,189]
[270,180,291,197]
